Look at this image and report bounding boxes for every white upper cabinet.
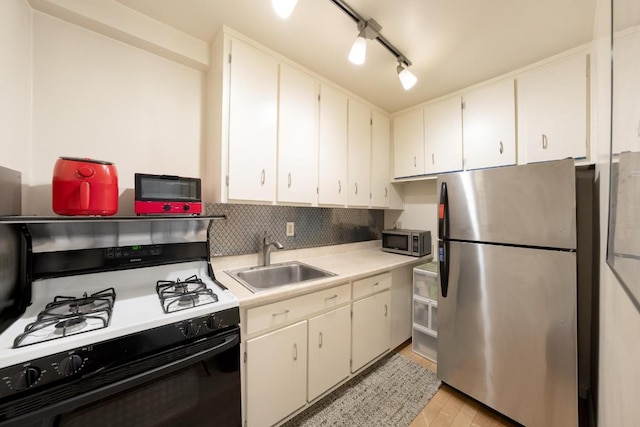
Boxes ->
[347,98,371,207]
[424,95,463,174]
[612,30,640,154]
[393,108,425,178]
[518,52,589,163]
[462,79,516,170]
[277,63,319,204]
[318,84,348,206]
[227,38,278,202]
[370,111,391,208]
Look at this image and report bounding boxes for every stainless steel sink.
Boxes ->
[225,261,336,293]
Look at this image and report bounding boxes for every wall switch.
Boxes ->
[286,222,295,237]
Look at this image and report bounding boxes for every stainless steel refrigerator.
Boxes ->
[436,159,596,427]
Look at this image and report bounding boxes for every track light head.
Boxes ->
[272,0,298,19]
[397,62,417,90]
[348,19,382,65]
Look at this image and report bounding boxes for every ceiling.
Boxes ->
[115,0,596,113]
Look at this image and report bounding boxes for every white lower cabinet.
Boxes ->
[351,289,391,372]
[307,305,351,401]
[246,321,308,427]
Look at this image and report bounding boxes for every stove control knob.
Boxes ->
[59,355,83,376]
[13,366,41,390]
[183,321,197,337]
[206,315,221,331]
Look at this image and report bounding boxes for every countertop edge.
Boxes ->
[212,246,433,308]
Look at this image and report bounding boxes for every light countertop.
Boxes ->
[211,240,433,308]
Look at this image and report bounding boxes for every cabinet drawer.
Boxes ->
[353,272,391,300]
[413,265,438,300]
[246,283,350,335]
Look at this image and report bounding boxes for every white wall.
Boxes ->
[385,180,438,256]
[593,0,640,424]
[0,0,32,211]
[29,12,204,215]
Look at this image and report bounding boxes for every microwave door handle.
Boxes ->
[438,182,449,240]
[439,240,449,298]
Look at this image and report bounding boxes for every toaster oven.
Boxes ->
[134,173,202,215]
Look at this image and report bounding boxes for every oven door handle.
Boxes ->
[3,331,240,427]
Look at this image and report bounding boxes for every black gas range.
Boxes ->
[0,216,241,427]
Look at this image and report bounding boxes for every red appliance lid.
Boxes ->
[59,156,114,166]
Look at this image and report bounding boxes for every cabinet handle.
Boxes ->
[499,141,503,154]
[325,294,338,301]
[355,183,358,195]
[384,304,388,317]
[293,343,298,361]
[372,282,380,287]
[260,169,266,185]
[414,156,417,167]
[542,134,548,150]
[384,187,388,198]
[319,332,323,348]
[431,153,435,164]
[272,309,290,318]
[338,180,342,193]
[288,173,291,188]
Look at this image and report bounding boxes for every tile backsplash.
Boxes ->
[206,203,384,256]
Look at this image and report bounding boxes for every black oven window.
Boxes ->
[141,178,198,200]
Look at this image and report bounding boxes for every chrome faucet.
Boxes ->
[262,233,284,266]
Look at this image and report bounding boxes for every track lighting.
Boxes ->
[329,0,418,91]
[272,0,298,19]
[348,19,382,65]
[397,61,417,90]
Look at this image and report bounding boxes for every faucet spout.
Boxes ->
[262,233,284,266]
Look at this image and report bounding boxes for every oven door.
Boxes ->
[1,328,241,427]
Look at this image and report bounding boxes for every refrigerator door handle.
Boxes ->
[438,182,448,239]
[439,240,449,298]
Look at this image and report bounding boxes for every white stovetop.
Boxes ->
[0,261,238,369]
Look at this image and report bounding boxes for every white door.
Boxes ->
[277,64,319,204]
[370,111,391,208]
[612,32,640,154]
[393,108,424,178]
[424,95,463,174]
[307,305,351,402]
[462,79,516,170]
[518,53,589,162]
[347,98,371,207]
[351,290,391,372]
[318,84,348,206]
[227,38,278,202]
[246,321,307,427]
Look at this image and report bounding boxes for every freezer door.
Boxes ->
[437,159,577,249]
[438,241,578,427]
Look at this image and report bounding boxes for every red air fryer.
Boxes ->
[52,157,119,216]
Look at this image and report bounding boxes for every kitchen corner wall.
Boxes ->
[206,203,384,256]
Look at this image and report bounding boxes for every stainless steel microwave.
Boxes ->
[382,229,431,257]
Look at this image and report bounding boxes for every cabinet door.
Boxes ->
[246,321,307,427]
[277,64,319,204]
[612,31,640,154]
[347,98,371,207]
[424,96,463,174]
[370,111,391,208]
[307,305,351,402]
[227,38,278,202]
[393,108,424,178]
[518,53,588,162]
[351,290,391,372]
[318,84,348,206]
[462,79,516,170]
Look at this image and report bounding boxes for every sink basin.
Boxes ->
[225,261,336,293]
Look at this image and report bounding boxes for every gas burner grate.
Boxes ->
[156,275,218,314]
[13,288,116,348]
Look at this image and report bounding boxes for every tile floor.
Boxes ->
[395,342,519,427]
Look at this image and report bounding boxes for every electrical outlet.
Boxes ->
[286,222,295,237]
